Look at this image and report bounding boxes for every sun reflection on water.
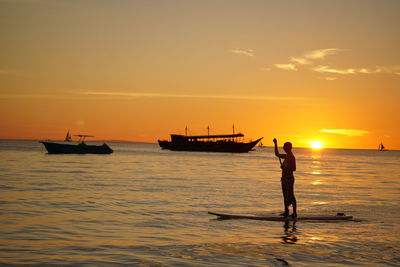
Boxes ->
[312,201,327,205]
[312,180,322,185]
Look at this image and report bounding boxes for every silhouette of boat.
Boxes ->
[64,130,72,142]
[158,133,263,153]
[379,142,387,151]
[40,134,113,154]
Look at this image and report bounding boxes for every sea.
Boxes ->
[0,140,399,266]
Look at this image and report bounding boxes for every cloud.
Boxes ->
[312,65,356,74]
[0,91,310,102]
[358,68,377,74]
[231,48,254,57]
[81,91,308,101]
[313,65,400,76]
[0,94,60,99]
[304,48,343,60]
[274,63,297,71]
[323,77,338,81]
[376,65,400,75]
[273,48,400,78]
[290,57,310,65]
[274,48,342,72]
[321,129,371,137]
[0,69,13,75]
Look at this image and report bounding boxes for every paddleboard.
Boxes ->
[208,211,353,221]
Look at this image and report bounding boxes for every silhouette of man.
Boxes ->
[273,138,297,218]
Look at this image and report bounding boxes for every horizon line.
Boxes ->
[1,138,395,151]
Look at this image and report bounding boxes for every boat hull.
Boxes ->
[158,138,262,153]
[40,141,113,154]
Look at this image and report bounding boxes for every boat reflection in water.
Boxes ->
[158,133,263,153]
[40,134,113,154]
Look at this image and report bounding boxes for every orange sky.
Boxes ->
[1,1,399,149]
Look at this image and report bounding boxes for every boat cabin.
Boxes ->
[171,133,244,143]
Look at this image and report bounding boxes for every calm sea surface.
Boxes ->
[0,140,399,266]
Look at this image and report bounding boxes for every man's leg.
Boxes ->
[281,181,289,216]
[288,180,297,217]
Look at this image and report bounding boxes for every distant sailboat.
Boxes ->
[379,142,387,151]
[64,131,72,142]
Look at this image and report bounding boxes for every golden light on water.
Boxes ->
[312,180,322,185]
[310,141,323,149]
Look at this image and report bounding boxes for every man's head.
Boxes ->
[283,142,292,153]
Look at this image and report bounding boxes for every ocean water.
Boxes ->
[0,140,399,266]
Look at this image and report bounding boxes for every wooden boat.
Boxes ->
[40,134,113,154]
[158,132,263,153]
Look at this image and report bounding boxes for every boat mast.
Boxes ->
[232,124,235,142]
[207,125,210,137]
[65,130,72,142]
[185,126,188,136]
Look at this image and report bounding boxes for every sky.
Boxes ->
[0,0,399,149]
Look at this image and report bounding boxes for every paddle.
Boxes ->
[273,138,283,168]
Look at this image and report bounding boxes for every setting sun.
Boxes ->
[310,141,324,149]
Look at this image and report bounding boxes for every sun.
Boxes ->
[310,141,323,149]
